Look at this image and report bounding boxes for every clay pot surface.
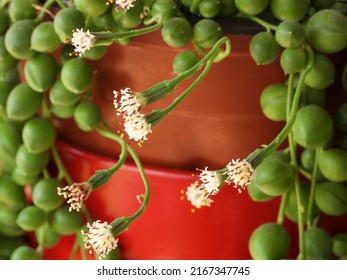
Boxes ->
[55,31,286,170]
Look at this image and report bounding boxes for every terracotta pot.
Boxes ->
[55,30,286,170]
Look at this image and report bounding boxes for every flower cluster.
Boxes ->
[224,159,256,193]
[185,159,255,210]
[57,182,92,212]
[185,181,214,210]
[107,0,137,11]
[199,167,223,195]
[113,88,152,144]
[81,220,118,259]
[69,28,95,56]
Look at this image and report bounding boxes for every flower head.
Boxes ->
[107,0,137,11]
[199,167,222,195]
[186,181,213,209]
[57,182,92,212]
[224,159,255,193]
[124,112,152,143]
[70,28,96,56]
[113,88,142,117]
[81,220,118,259]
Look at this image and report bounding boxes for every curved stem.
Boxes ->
[294,174,305,260]
[298,167,312,180]
[96,126,150,224]
[126,145,150,223]
[0,0,10,8]
[55,0,66,8]
[193,40,207,56]
[286,74,295,120]
[69,235,80,260]
[41,95,51,118]
[79,243,87,260]
[114,21,162,40]
[93,21,163,46]
[51,145,73,185]
[96,126,128,174]
[276,191,289,225]
[141,37,231,104]
[236,13,278,32]
[307,148,321,228]
[81,204,93,224]
[160,58,214,117]
[177,37,231,80]
[260,47,314,158]
[286,72,306,260]
[34,0,56,23]
[42,168,50,179]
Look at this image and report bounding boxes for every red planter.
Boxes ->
[39,140,347,260]
[44,140,285,260]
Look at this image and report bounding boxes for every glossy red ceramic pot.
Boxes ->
[43,140,285,260]
[40,140,347,260]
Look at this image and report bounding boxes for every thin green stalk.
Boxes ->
[93,21,163,45]
[286,72,306,260]
[160,59,214,117]
[286,74,295,120]
[127,144,150,222]
[34,0,56,23]
[79,243,87,260]
[167,37,230,86]
[55,0,66,8]
[41,95,51,118]
[141,37,230,104]
[0,0,10,8]
[287,100,304,260]
[294,173,305,260]
[69,236,80,260]
[81,204,93,224]
[42,168,50,179]
[288,122,305,260]
[96,126,150,223]
[260,47,314,159]
[276,191,289,225]
[96,126,128,174]
[237,13,278,32]
[51,145,73,185]
[276,73,295,226]
[307,148,321,228]
[298,167,312,180]
[193,40,207,56]
[35,225,46,259]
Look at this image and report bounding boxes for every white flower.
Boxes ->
[113,88,141,117]
[124,112,152,143]
[107,0,137,11]
[186,181,213,209]
[199,167,222,195]
[224,159,255,193]
[57,182,92,212]
[70,28,95,56]
[81,220,118,259]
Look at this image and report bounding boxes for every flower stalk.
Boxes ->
[79,125,151,258]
